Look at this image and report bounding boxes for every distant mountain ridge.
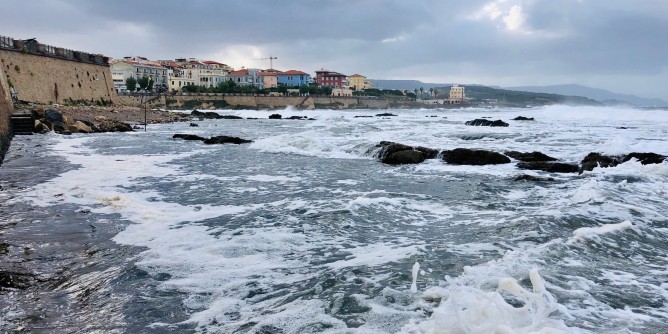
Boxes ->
[507,84,668,107]
[370,80,667,107]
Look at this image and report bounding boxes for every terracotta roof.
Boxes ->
[259,72,278,76]
[228,69,249,76]
[348,74,365,77]
[280,70,309,75]
[203,60,227,65]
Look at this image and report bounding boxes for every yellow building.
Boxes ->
[347,74,372,90]
[446,84,467,104]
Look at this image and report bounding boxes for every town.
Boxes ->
[110,56,469,105]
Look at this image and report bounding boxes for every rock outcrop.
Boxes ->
[97,119,134,132]
[375,141,439,165]
[441,148,511,165]
[580,152,666,173]
[173,133,253,145]
[517,161,579,173]
[465,119,509,127]
[269,114,282,119]
[512,116,534,121]
[173,134,207,141]
[505,151,557,162]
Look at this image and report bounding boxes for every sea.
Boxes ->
[1,105,668,333]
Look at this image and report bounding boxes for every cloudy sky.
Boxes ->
[1,0,667,99]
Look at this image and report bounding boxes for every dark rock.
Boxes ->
[442,148,510,165]
[375,113,397,117]
[382,150,426,165]
[203,135,253,145]
[287,116,307,120]
[579,152,623,172]
[623,152,666,165]
[514,174,555,182]
[34,120,50,133]
[44,108,64,123]
[505,151,557,162]
[191,109,225,119]
[375,141,439,160]
[517,161,578,173]
[97,120,134,132]
[52,121,69,134]
[220,115,243,119]
[465,119,509,127]
[512,116,535,121]
[133,125,143,130]
[354,115,373,118]
[189,123,199,127]
[173,134,206,141]
[269,114,282,119]
[0,271,36,289]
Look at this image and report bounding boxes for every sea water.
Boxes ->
[2,105,668,333]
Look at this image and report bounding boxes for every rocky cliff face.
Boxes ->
[0,66,14,165]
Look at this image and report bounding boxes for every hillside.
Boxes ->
[507,84,668,107]
[433,84,602,107]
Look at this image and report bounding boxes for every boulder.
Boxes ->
[34,108,46,119]
[375,141,439,160]
[34,120,50,133]
[382,150,426,165]
[190,123,199,127]
[442,148,511,165]
[44,109,64,124]
[517,161,578,173]
[465,119,509,127]
[512,116,534,121]
[62,115,75,125]
[97,120,134,132]
[94,115,107,122]
[287,116,307,120]
[203,135,253,145]
[173,134,206,141]
[376,113,397,117]
[52,121,69,134]
[220,115,243,119]
[269,114,282,119]
[504,151,557,162]
[191,109,224,119]
[73,121,93,133]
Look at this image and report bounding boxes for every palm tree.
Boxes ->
[429,88,434,98]
[413,88,418,97]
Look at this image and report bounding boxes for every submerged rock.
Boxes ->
[441,148,510,165]
[189,123,199,127]
[623,152,666,165]
[173,134,207,141]
[203,135,253,145]
[375,113,397,117]
[512,116,535,121]
[580,152,666,173]
[517,161,578,173]
[514,174,555,182]
[505,151,557,162]
[287,115,307,120]
[465,119,509,127]
[269,114,282,119]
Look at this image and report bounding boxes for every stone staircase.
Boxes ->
[10,111,34,135]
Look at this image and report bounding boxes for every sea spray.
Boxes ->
[411,261,420,293]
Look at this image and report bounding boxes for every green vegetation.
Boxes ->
[433,85,602,107]
[211,100,229,109]
[14,65,20,73]
[7,78,13,89]
[352,88,405,97]
[138,76,151,91]
[182,100,203,110]
[125,77,137,92]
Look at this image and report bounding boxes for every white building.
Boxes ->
[226,68,263,89]
[110,57,168,92]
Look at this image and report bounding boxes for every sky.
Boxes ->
[1,0,667,100]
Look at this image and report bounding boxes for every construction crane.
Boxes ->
[255,55,278,69]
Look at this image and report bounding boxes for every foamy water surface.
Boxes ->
[7,105,668,333]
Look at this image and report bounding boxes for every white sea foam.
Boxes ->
[568,221,634,244]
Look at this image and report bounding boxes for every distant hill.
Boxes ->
[507,84,668,107]
[370,80,445,91]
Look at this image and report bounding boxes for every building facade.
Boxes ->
[347,74,372,90]
[259,71,278,89]
[315,69,347,88]
[226,68,263,89]
[446,84,467,104]
[277,70,311,87]
[111,57,169,92]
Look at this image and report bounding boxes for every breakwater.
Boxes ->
[117,93,425,110]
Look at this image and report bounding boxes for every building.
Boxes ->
[331,87,353,97]
[259,71,278,89]
[226,68,263,89]
[445,84,467,104]
[315,69,347,88]
[347,74,372,90]
[277,70,311,87]
[110,57,168,92]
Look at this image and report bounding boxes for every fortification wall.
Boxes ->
[0,49,117,105]
[0,65,13,165]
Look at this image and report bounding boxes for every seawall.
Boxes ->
[0,65,13,165]
[117,94,425,110]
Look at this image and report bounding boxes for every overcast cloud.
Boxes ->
[1,0,667,99]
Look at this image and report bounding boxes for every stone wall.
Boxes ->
[117,94,424,111]
[0,65,13,165]
[0,49,117,105]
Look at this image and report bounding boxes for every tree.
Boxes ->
[413,88,418,97]
[138,76,150,91]
[125,77,137,92]
[299,85,310,95]
[419,87,424,98]
[147,78,154,91]
[322,86,332,96]
[429,88,434,98]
